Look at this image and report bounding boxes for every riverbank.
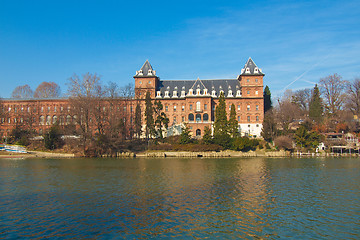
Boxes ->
[136,150,291,158]
[0,151,75,159]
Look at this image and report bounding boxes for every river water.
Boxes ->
[0,157,359,239]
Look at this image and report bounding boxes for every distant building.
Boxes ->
[0,58,265,139]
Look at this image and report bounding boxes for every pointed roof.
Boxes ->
[134,60,157,77]
[240,57,264,76]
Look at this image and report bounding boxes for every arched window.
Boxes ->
[59,115,64,125]
[196,101,201,111]
[39,115,45,125]
[66,115,72,125]
[196,129,201,136]
[73,115,78,125]
[46,115,51,125]
[52,115,58,124]
[196,114,201,123]
[203,113,209,122]
[188,113,194,122]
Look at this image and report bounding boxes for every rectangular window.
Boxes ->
[247,116,250,122]
[173,117,176,124]
[256,105,259,111]
[48,106,50,112]
[165,106,168,112]
[182,116,185,122]
[123,106,126,112]
[238,116,240,121]
[190,104,192,110]
[255,91,258,95]
[14,107,17,113]
[255,79,258,82]
[174,105,177,112]
[204,104,207,110]
[237,105,240,111]
[256,116,259,122]
[54,106,57,112]
[182,105,185,111]
[247,105,250,111]
[41,107,44,112]
[247,91,250,95]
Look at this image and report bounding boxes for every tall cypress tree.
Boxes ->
[213,92,232,148]
[144,92,155,139]
[309,84,323,123]
[134,103,142,138]
[264,85,272,113]
[214,91,228,136]
[228,103,238,138]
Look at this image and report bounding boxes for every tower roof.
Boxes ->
[240,57,264,76]
[134,60,157,77]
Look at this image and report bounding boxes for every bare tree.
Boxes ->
[119,83,134,99]
[319,74,348,116]
[34,82,61,98]
[11,85,34,99]
[67,73,103,154]
[346,78,360,117]
[275,97,302,134]
[104,81,120,98]
[291,88,311,112]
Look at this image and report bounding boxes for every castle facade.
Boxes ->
[0,58,265,139]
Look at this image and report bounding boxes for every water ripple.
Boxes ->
[0,157,359,239]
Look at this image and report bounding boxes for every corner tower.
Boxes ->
[134,60,159,99]
[238,57,264,98]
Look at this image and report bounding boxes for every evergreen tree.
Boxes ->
[228,104,238,137]
[202,126,213,144]
[309,84,323,123]
[134,103,142,138]
[154,100,169,139]
[214,92,228,136]
[264,85,272,113]
[144,92,155,139]
[44,124,63,150]
[180,124,192,144]
[213,92,231,148]
[294,125,320,149]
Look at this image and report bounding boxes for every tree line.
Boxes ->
[262,74,360,151]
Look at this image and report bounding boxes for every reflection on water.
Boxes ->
[0,157,359,239]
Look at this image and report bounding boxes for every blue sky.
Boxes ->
[1,0,359,99]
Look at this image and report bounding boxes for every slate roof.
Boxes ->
[134,60,156,77]
[240,57,264,76]
[157,78,241,98]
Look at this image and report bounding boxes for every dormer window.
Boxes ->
[148,69,153,75]
[245,67,250,73]
[172,90,178,98]
[181,90,186,97]
[228,90,233,97]
[189,89,194,95]
[212,90,216,97]
[165,91,170,98]
[254,67,259,73]
[138,70,143,76]
[236,90,241,97]
[204,88,208,95]
[220,90,224,95]
[156,91,161,98]
[196,88,201,95]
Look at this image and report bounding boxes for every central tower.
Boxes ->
[134,60,159,99]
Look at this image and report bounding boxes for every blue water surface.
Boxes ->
[0,157,359,239]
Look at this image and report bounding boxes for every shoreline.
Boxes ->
[1,150,358,159]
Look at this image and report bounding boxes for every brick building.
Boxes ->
[0,58,265,139]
